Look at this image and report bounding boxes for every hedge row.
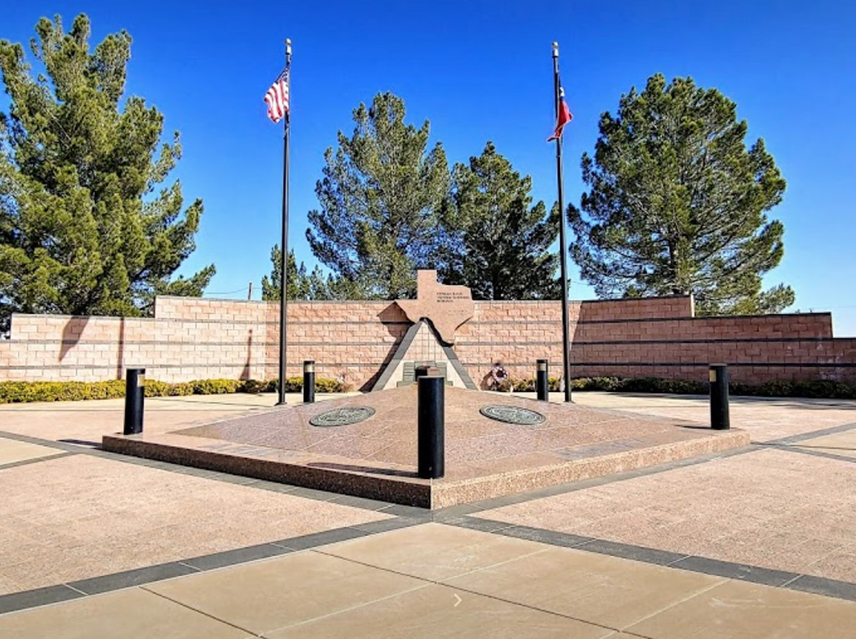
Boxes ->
[2,375,854,404]
[501,376,856,399]
[0,377,344,404]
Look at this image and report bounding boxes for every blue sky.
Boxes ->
[3,1,856,333]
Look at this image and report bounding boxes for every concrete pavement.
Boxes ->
[1,390,854,637]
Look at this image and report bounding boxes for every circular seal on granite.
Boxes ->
[479,405,546,425]
[309,406,376,427]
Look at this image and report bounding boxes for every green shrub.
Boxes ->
[488,375,856,400]
[510,377,563,392]
[143,380,172,398]
[2,374,852,404]
[0,376,346,404]
[316,377,344,393]
[796,380,856,399]
[191,379,241,395]
[0,380,128,403]
[510,378,534,392]
[240,379,266,394]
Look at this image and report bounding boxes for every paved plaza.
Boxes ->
[1,391,855,637]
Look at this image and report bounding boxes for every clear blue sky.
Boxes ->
[4,1,856,333]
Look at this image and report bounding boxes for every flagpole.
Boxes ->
[552,41,573,403]
[276,38,292,406]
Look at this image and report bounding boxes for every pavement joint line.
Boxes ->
[454,517,856,603]
[62,584,89,597]
[0,451,75,470]
[271,525,372,551]
[479,523,596,549]
[779,574,803,589]
[268,582,433,635]
[0,429,99,453]
[176,562,204,573]
[0,429,400,513]
[309,531,552,592]
[309,537,563,604]
[0,520,410,617]
[664,554,694,567]
[758,444,856,465]
[140,585,260,637]
[613,579,727,634]
[760,421,856,446]
[67,561,199,596]
[0,585,85,617]
[447,585,623,636]
[784,574,856,601]
[787,444,856,453]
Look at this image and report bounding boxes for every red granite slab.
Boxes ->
[102,387,749,508]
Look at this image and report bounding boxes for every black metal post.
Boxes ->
[536,359,549,401]
[417,375,445,479]
[709,364,730,430]
[123,368,145,435]
[552,42,573,403]
[276,38,292,406]
[414,364,430,382]
[303,360,315,404]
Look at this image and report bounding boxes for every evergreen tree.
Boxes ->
[306,92,449,299]
[568,74,793,315]
[261,244,342,301]
[0,14,214,327]
[441,142,560,300]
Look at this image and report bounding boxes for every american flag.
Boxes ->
[265,68,289,123]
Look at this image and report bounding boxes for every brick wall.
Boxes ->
[1,294,853,389]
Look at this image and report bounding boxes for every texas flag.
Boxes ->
[548,82,573,141]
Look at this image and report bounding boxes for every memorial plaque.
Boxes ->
[396,270,474,344]
[480,405,546,425]
[309,406,376,427]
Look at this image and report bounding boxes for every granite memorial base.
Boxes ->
[102,386,749,509]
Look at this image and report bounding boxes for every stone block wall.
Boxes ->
[455,298,852,386]
[1,294,853,389]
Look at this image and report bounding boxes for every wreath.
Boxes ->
[490,363,510,391]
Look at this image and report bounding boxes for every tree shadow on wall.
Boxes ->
[240,329,253,381]
[61,316,126,379]
[60,316,88,362]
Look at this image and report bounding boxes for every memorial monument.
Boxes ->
[373,270,477,391]
[102,272,749,508]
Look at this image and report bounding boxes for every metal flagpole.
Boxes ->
[276,38,292,406]
[552,41,573,403]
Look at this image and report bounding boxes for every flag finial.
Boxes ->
[285,38,292,56]
[552,42,559,58]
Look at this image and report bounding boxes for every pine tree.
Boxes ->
[568,74,792,315]
[441,142,560,300]
[0,14,214,328]
[261,245,342,301]
[306,92,449,299]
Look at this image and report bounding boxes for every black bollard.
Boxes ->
[414,364,430,382]
[709,363,730,430]
[123,368,145,435]
[417,375,445,479]
[303,360,315,404]
[536,359,549,401]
